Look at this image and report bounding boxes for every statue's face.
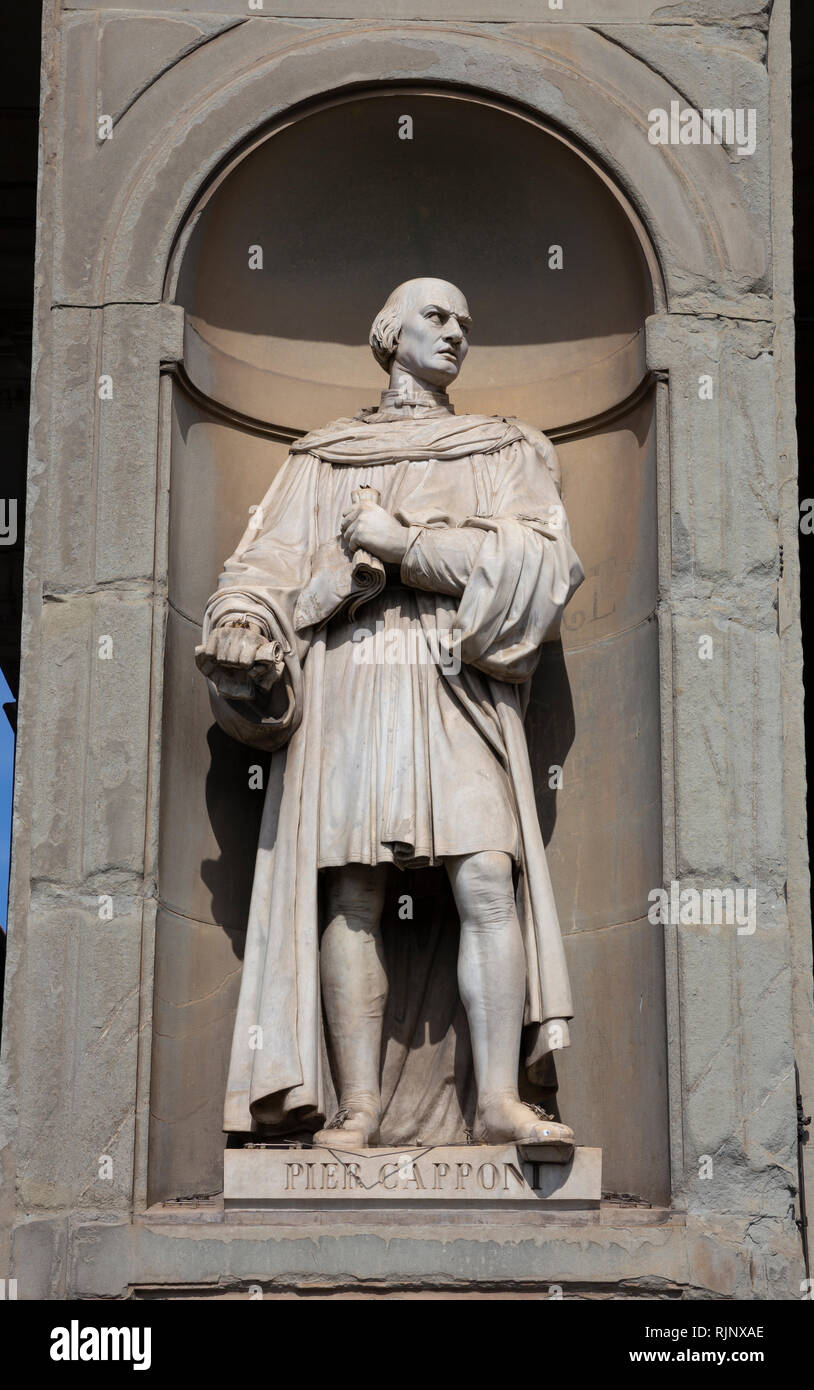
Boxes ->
[393,280,471,388]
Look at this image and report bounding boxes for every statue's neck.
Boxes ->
[385,365,453,413]
[379,387,453,414]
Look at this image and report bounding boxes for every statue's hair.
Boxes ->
[369,283,411,371]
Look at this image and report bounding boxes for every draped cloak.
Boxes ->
[202,403,584,1137]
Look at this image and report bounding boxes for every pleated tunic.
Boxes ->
[314,451,520,869]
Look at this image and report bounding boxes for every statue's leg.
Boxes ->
[446,851,574,1148]
[313,863,389,1148]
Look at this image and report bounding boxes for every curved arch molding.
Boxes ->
[55,21,768,310]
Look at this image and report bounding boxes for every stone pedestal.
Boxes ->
[223,1145,601,1210]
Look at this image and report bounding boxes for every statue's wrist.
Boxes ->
[219,613,266,636]
[399,525,424,582]
[390,526,411,563]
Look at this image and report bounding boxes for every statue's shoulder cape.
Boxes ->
[289,412,520,464]
[289,410,562,491]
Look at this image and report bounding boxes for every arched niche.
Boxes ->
[150,88,668,1207]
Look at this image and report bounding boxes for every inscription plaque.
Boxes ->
[224,1145,601,1208]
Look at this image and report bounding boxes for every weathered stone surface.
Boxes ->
[590,21,770,229]
[12,900,142,1215]
[42,309,100,593]
[28,590,154,886]
[29,594,94,886]
[648,314,779,595]
[66,1209,799,1301]
[83,592,155,880]
[62,2,773,22]
[98,13,243,125]
[10,1219,68,1302]
[678,911,797,1226]
[671,616,785,886]
[94,305,164,585]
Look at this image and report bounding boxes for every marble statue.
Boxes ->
[196,278,584,1151]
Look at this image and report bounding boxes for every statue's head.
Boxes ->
[369,278,471,389]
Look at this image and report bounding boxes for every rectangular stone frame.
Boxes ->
[0,0,809,1300]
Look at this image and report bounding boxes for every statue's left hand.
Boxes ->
[340,499,410,564]
[195,620,285,701]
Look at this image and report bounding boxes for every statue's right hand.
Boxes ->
[195,621,285,701]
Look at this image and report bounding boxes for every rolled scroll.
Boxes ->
[293,486,386,632]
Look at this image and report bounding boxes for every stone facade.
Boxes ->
[0,0,810,1299]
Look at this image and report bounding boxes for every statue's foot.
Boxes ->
[312,1104,380,1149]
[474,1097,574,1150]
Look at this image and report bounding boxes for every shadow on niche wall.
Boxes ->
[528,639,576,850]
[201,722,270,951]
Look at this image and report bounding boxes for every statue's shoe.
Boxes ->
[312,1106,380,1149]
[474,1100,575,1155]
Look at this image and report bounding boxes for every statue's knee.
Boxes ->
[452,851,515,926]
[323,864,386,929]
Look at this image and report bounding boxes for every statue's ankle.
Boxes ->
[339,1091,380,1116]
[477,1090,518,1114]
